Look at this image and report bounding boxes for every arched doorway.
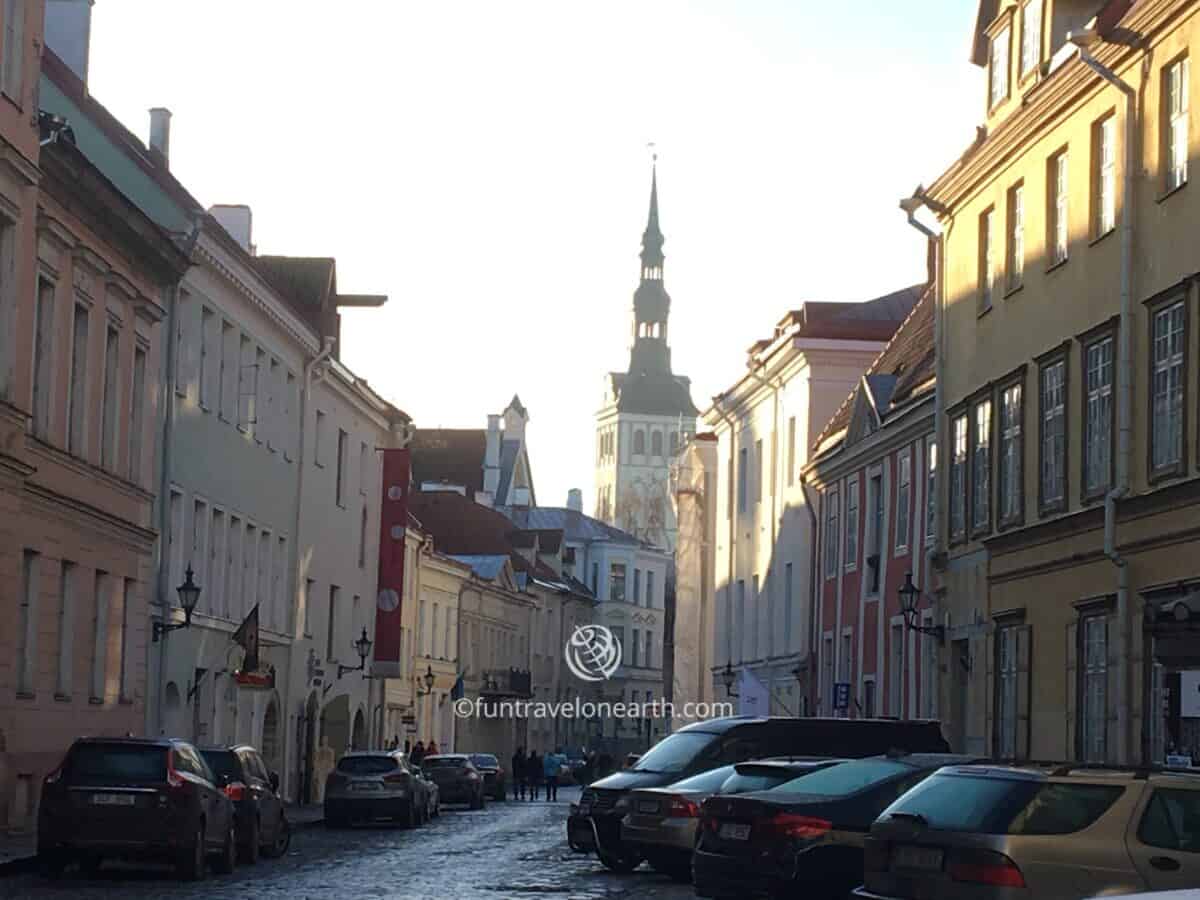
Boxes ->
[351,709,366,750]
[262,697,281,776]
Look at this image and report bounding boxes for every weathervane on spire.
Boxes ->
[647,141,657,164]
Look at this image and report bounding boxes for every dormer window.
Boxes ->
[990,25,1011,109]
[1020,0,1042,78]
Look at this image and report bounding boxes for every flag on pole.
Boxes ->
[232,604,260,673]
[450,672,465,701]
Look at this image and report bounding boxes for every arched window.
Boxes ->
[670,431,679,454]
[633,429,646,455]
[651,431,664,457]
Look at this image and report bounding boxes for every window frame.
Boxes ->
[989,23,1012,111]
[1036,344,1070,517]
[1076,606,1110,764]
[1163,55,1190,194]
[1147,295,1188,482]
[895,448,912,555]
[1079,320,1118,504]
[824,487,840,579]
[1047,149,1069,268]
[1093,113,1117,239]
[996,373,1026,530]
[978,207,996,315]
[844,476,860,572]
[970,396,994,539]
[949,411,969,545]
[1019,0,1042,78]
[1006,182,1025,294]
[925,437,937,546]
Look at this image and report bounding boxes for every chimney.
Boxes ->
[482,414,501,498]
[44,0,93,86]
[148,107,172,167]
[208,205,255,255]
[567,489,583,513]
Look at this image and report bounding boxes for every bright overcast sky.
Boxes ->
[89,1,982,511]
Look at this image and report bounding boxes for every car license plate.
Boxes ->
[91,793,136,806]
[893,845,943,871]
[637,800,659,814]
[351,782,382,792]
[719,823,751,841]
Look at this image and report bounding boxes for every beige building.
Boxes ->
[409,545,470,751]
[913,0,1200,762]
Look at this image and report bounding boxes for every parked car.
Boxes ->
[620,758,843,882]
[422,754,486,809]
[856,763,1200,900]
[37,737,237,881]
[693,753,980,899]
[413,765,441,819]
[569,715,950,873]
[468,753,506,800]
[324,751,428,828]
[198,745,290,863]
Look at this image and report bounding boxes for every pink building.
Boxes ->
[0,6,190,827]
[804,287,940,723]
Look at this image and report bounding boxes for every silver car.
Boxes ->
[855,764,1200,899]
[323,751,428,828]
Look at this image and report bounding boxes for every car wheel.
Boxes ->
[176,821,207,882]
[240,815,260,864]
[598,850,642,873]
[264,813,291,858]
[213,821,236,875]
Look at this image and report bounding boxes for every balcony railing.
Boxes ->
[480,667,532,699]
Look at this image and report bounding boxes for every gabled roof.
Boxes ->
[409,490,519,556]
[812,285,936,456]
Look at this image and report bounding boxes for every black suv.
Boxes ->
[199,745,290,863]
[37,737,237,881]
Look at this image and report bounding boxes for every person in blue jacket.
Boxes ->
[542,747,566,802]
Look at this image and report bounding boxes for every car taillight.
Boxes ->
[764,813,832,841]
[947,849,1026,888]
[666,797,700,818]
[224,782,246,801]
[863,838,890,872]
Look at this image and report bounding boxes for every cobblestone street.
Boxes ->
[0,788,693,900]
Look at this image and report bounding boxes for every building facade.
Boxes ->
[916,0,1200,762]
[595,165,697,552]
[703,289,921,717]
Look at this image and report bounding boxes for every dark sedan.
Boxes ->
[421,755,486,808]
[468,753,506,801]
[693,753,982,900]
[199,745,290,863]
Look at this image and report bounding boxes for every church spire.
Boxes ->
[628,158,672,376]
[640,157,665,277]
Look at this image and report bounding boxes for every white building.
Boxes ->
[595,165,697,552]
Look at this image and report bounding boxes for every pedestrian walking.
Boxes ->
[526,750,541,801]
[511,747,527,800]
[543,747,565,801]
[427,740,440,756]
[411,740,426,766]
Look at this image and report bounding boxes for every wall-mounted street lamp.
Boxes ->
[720,662,739,698]
[337,628,374,679]
[153,565,200,642]
[899,572,945,645]
[416,665,436,697]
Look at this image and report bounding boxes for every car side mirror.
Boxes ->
[269,772,280,791]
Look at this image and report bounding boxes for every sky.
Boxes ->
[88,1,983,511]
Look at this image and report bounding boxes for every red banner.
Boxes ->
[372,447,410,677]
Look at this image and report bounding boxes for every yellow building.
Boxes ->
[912,0,1200,764]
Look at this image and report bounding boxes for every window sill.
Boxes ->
[1157,181,1187,204]
[894,545,909,558]
[1148,465,1186,487]
[199,403,210,414]
[54,692,71,702]
[16,691,34,700]
[1088,228,1116,248]
[314,461,325,469]
[1045,256,1069,275]
[88,696,104,705]
[1004,283,1024,300]
[977,303,993,320]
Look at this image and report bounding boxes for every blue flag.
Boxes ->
[450,672,465,701]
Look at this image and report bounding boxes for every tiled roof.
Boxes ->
[497,506,645,547]
[779,284,924,343]
[410,429,487,494]
[409,490,519,555]
[812,285,935,454]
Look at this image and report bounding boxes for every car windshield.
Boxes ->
[770,759,910,797]
[666,765,736,793]
[632,731,719,774]
[199,750,240,782]
[722,763,824,795]
[68,743,166,784]
[337,756,398,775]
[423,757,467,769]
[470,754,498,768]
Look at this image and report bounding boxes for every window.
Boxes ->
[1,0,26,102]
[1007,184,1025,292]
[1084,336,1114,496]
[972,400,992,534]
[118,580,133,701]
[737,446,748,513]
[1165,57,1189,192]
[129,346,147,485]
[591,562,598,593]
[979,208,995,313]
[359,441,369,495]
[32,276,55,439]
[326,585,340,661]
[227,516,243,617]
[55,561,75,697]
[1138,790,1200,853]
[755,439,764,504]
[358,506,368,568]
[633,568,641,605]
[275,536,287,631]
[210,509,226,617]
[646,570,655,608]
[237,335,256,430]
[751,574,760,660]
[17,549,38,695]
[996,624,1019,758]
[1039,358,1066,511]
[783,562,793,655]
[867,474,883,593]
[863,678,876,718]
[1095,116,1116,237]
[284,372,296,459]
[1020,0,1041,76]
[890,623,904,716]
[199,307,214,408]
[844,478,859,571]
[735,580,746,663]
[998,382,1022,525]
[633,429,646,455]
[895,451,911,553]
[265,358,279,449]
[921,612,939,719]
[631,628,640,667]
[191,498,209,609]
[253,347,266,441]
[990,25,1010,108]
[91,572,109,701]
[243,523,257,618]
[68,304,89,457]
[314,410,327,466]
[669,430,679,455]
[1048,151,1069,266]
[219,321,235,421]
[1151,301,1185,474]
[822,634,834,714]
[950,414,968,540]
[100,325,121,472]
[1080,614,1107,763]
[925,439,937,544]
[824,488,839,577]
[336,428,349,506]
[787,416,796,486]
[651,430,663,457]
[609,563,627,603]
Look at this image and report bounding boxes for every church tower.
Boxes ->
[594,161,697,551]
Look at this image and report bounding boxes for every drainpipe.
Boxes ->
[710,395,738,682]
[1070,29,1140,764]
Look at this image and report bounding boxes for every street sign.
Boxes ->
[833,682,851,711]
[1180,671,1200,718]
